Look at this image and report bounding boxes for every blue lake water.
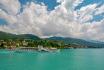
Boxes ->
[0,49,104,70]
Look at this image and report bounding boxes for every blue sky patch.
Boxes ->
[0,18,8,25]
[90,13,104,22]
[74,0,104,23]
[19,0,60,11]
[75,0,104,10]
[35,0,60,11]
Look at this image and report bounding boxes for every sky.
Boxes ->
[0,0,104,41]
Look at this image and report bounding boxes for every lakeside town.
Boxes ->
[0,39,87,50]
[0,31,103,49]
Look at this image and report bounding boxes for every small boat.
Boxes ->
[38,45,60,52]
[38,45,50,52]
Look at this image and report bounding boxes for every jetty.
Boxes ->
[15,45,59,52]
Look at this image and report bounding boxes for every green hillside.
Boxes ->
[47,37,104,48]
[0,31,40,40]
[0,31,104,48]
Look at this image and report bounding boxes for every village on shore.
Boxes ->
[0,39,87,51]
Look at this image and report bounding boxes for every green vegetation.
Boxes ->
[0,31,40,40]
[0,39,86,49]
[47,37,104,48]
[0,31,103,49]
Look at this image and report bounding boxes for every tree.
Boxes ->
[0,43,5,49]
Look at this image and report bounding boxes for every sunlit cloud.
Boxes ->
[0,0,104,41]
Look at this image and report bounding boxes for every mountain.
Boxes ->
[47,37,104,48]
[17,34,40,40]
[0,31,104,48]
[0,31,40,40]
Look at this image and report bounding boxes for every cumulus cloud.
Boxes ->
[0,0,20,15]
[0,0,104,41]
[95,5,104,15]
[75,4,97,23]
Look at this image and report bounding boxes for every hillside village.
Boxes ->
[0,39,87,49]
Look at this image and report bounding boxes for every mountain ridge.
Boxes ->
[47,36,104,48]
[0,31,104,48]
[0,31,40,40]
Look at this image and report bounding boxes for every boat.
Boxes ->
[38,45,50,52]
[38,45,60,52]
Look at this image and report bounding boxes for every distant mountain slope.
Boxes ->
[0,31,104,48]
[47,37,104,48]
[17,34,40,40]
[0,31,40,40]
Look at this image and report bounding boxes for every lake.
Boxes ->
[0,49,104,70]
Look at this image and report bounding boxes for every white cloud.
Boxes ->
[95,5,104,15]
[0,9,17,24]
[0,0,104,41]
[73,0,84,7]
[0,0,20,15]
[76,4,97,23]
